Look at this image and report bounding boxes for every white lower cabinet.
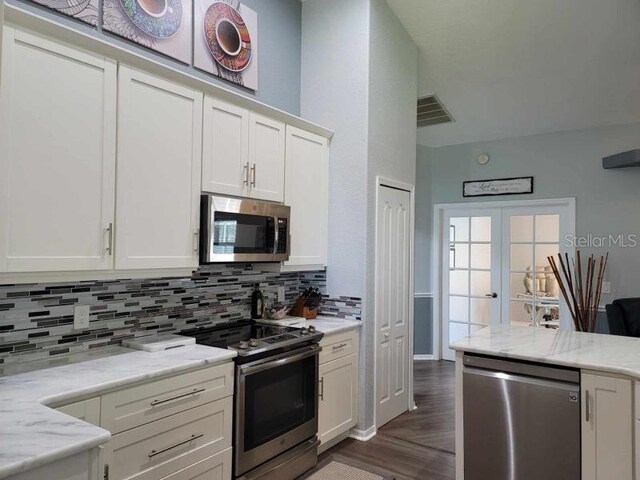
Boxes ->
[56,397,101,426]
[318,329,359,451]
[581,371,633,480]
[53,363,233,480]
[102,398,232,480]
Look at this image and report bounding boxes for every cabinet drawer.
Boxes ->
[161,447,231,480]
[102,363,233,433]
[319,330,359,364]
[107,397,232,480]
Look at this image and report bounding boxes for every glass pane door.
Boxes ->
[505,212,561,328]
[442,210,501,361]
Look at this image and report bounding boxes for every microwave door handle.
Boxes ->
[273,217,279,255]
[240,345,320,376]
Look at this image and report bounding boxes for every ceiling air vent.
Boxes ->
[417,95,454,127]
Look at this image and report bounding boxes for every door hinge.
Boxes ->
[103,464,109,480]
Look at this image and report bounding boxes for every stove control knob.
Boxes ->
[249,339,259,348]
[308,326,316,334]
[300,327,309,335]
[238,341,249,350]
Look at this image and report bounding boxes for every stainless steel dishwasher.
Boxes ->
[463,354,581,480]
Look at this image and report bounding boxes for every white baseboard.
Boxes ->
[349,425,377,441]
[414,354,434,361]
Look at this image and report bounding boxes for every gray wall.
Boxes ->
[301,0,370,299]
[414,296,433,355]
[9,0,302,114]
[302,0,417,434]
[415,122,640,351]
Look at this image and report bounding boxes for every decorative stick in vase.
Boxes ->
[547,251,608,332]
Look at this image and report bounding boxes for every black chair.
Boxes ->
[605,298,640,337]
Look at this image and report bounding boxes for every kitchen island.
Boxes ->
[452,325,640,480]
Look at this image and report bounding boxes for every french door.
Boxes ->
[443,209,502,361]
[441,201,574,361]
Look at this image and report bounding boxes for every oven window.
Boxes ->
[213,212,275,254]
[244,355,316,451]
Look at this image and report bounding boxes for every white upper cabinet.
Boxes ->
[202,97,250,198]
[202,100,285,202]
[0,26,117,273]
[283,126,329,270]
[248,113,285,202]
[115,66,202,270]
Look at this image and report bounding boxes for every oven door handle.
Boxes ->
[239,344,320,376]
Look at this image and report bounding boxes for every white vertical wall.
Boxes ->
[302,0,417,433]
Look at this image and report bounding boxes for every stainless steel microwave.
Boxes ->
[200,195,290,263]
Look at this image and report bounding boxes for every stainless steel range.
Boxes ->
[180,320,323,480]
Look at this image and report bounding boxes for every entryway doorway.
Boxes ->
[375,179,414,428]
[434,198,575,361]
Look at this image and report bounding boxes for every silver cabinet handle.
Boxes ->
[243,162,250,186]
[148,433,203,458]
[332,343,348,351]
[251,163,256,187]
[193,231,199,254]
[150,387,205,407]
[585,390,590,422]
[319,377,324,400]
[106,223,113,256]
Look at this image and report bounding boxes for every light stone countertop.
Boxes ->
[0,344,236,479]
[258,316,361,336]
[452,324,640,377]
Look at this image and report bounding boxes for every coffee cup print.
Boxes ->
[103,0,192,64]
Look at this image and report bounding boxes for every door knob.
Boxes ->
[485,293,498,298]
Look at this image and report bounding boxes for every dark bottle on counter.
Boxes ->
[251,284,264,319]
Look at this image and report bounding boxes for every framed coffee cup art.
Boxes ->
[103,0,192,64]
[26,0,99,25]
[194,0,259,91]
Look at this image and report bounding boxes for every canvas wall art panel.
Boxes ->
[194,0,258,91]
[103,0,192,64]
[28,0,99,25]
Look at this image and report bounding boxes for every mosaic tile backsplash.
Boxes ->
[0,265,361,364]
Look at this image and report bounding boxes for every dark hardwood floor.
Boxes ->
[319,361,456,480]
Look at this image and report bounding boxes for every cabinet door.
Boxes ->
[202,97,249,197]
[248,113,285,202]
[283,126,329,270]
[57,397,101,426]
[582,372,632,480]
[0,26,117,272]
[115,66,202,270]
[318,353,358,446]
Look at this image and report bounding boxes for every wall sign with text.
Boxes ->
[463,177,534,197]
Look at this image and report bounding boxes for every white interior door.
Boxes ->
[376,185,411,428]
[442,210,502,361]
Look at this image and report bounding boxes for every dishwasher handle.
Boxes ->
[464,365,579,391]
